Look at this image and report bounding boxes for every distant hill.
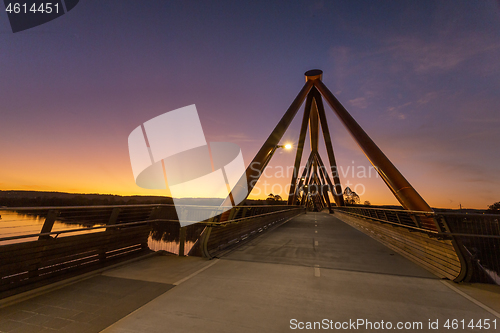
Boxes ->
[0,190,174,207]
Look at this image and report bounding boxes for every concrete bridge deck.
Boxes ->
[1,212,499,332]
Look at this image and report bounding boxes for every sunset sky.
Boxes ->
[1,1,500,209]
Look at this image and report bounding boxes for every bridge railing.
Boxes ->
[438,213,500,284]
[0,204,166,299]
[0,204,304,299]
[334,206,500,284]
[333,206,439,232]
[192,206,305,258]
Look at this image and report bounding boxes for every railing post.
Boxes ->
[179,227,186,256]
[106,208,121,231]
[39,210,59,240]
[410,215,422,228]
[200,226,213,258]
[395,212,402,225]
[32,211,58,276]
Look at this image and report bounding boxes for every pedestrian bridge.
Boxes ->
[1,69,499,331]
[0,208,499,333]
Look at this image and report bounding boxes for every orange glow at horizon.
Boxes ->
[0,145,492,210]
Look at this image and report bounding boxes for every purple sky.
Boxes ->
[1,0,500,209]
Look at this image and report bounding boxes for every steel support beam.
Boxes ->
[292,152,314,205]
[312,88,344,206]
[315,153,333,213]
[287,92,313,205]
[309,97,320,152]
[313,77,432,212]
[223,80,314,207]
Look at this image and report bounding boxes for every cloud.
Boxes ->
[349,97,367,109]
[384,33,500,74]
[387,107,406,120]
[417,92,438,105]
[386,101,412,120]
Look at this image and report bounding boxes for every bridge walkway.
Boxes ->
[1,212,499,332]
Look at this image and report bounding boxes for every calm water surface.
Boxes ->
[0,210,194,254]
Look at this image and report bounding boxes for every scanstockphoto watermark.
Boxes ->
[290,318,423,330]
[249,161,379,197]
[250,162,381,181]
[250,180,361,198]
[290,318,498,331]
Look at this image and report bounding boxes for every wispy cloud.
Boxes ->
[384,33,500,74]
[349,97,367,109]
[386,102,412,120]
[417,92,439,105]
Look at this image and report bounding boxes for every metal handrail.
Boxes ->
[336,205,500,218]
[436,232,500,239]
[199,207,304,227]
[335,205,500,284]
[336,208,439,234]
[334,206,500,238]
[0,219,159,242]
[0,204,301,242]
[336,205,436,215]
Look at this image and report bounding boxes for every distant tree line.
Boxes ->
[0,191,173,207]
[343,187,360,205]
[267,193,283,201]
[487,201,500,214]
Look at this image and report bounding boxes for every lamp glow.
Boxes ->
[284,143,292,150]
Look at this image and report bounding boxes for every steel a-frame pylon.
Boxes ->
[224,69,432,213]
[286,81,344,212]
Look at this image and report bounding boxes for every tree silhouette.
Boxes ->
[266,193,283,202]
[343,187,360,205]
[487,202,500,214]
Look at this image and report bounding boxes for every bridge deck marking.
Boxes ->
[95,211,500,332]
[173,259,220,286]
[314,265,320,277]
[440,280,500,319]
[6,211,499,333]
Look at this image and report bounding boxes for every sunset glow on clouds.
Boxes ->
[1,1,499,209]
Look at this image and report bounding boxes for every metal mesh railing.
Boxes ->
[334,206,438,232]
[1,204,305,252]
[441,213,500,284]
[0,205,164,245]
[0,204,305,297]
[335,206,500,284]
[196,206,304,258]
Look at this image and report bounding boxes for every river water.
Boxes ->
[0,210,194,254]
